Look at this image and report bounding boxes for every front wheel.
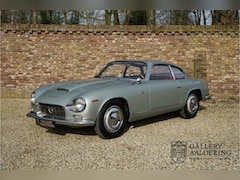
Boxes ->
[180,93,199,119]
[94,100,128,139]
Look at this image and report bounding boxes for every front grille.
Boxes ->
[39,103,65,120]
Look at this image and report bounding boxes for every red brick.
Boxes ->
[1,24,239,100]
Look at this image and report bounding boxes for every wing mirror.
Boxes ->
[135,77,142,84]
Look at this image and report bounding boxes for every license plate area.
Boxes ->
[37,119,55,128]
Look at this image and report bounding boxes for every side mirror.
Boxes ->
[135,77,142,84]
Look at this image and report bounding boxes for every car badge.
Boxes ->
[171,141,187,163]
[47,106,55,114]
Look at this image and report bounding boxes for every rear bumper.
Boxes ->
[27,112,95,127]
[204,94,210,100]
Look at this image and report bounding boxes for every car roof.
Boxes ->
[112,60,176,66]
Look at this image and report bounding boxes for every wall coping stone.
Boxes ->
[1,24,239,35]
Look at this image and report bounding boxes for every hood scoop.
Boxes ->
[56,88,69,91]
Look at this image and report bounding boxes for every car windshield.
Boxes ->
[96,61,147,80]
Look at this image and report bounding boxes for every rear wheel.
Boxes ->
[94,100,128,139]
[180,93,199,119]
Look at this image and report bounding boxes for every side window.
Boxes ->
[125,66,142,77]
[150,65,173,80]
[171,66,186,79]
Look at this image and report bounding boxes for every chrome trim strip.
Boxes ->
[168,65,176,80]
[27,112,95,127]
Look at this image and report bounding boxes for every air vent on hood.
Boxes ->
[56,88,69,91]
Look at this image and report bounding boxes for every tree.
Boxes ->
[70,10,80,24]
[169,10,193,25]
[113,10,120,25]
[10,10,16,24]
[192,10,208,25]
[32,10,37,24]
[128,10,147,25]
[212,10,239,25]
[146,10,156,25]
[202,10,207,25]
[125,10,156,25]
[192,10,201,25]
[63,10,67,24]
[104,10,120,25]
[1,10,239,25]
[105,10,112,25]
[1,10,11,24]
[39,10,62,24]
[83,10,87,25]
[123,10,131,25]
[40,10,52,24]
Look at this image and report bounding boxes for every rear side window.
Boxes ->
[171,66,186,79]
[150,65,173,80]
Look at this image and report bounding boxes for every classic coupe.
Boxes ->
[27,60,209,138]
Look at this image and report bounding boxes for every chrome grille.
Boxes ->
[39,103,65,119]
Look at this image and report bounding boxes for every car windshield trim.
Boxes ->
[96,61,147,80]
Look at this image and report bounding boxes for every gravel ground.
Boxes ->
[1,98,239,170]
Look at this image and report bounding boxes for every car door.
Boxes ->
[148,64,181,111]
[124,64,151,115]
[128,82,150,114]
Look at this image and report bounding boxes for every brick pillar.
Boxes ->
[194,50,207,80]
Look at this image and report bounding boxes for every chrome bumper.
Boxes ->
[27,112,95,127]
[204,94,210,99]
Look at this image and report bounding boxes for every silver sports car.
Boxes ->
[27,60,209,138]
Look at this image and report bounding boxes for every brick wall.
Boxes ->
[1,24,239,100]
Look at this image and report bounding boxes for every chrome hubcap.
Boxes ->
[187,95,198,114]
[103,105,124,133]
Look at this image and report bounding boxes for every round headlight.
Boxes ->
[73,97,86,112]
[31,92,36,105]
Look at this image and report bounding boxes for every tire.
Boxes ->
[180,93,199,119]
[36,119,40,125]
[94,100,128,139]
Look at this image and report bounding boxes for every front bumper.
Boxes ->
[27,111,95,127]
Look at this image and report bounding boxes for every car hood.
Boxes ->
[54,78,113,92]
[36,78,131,105]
